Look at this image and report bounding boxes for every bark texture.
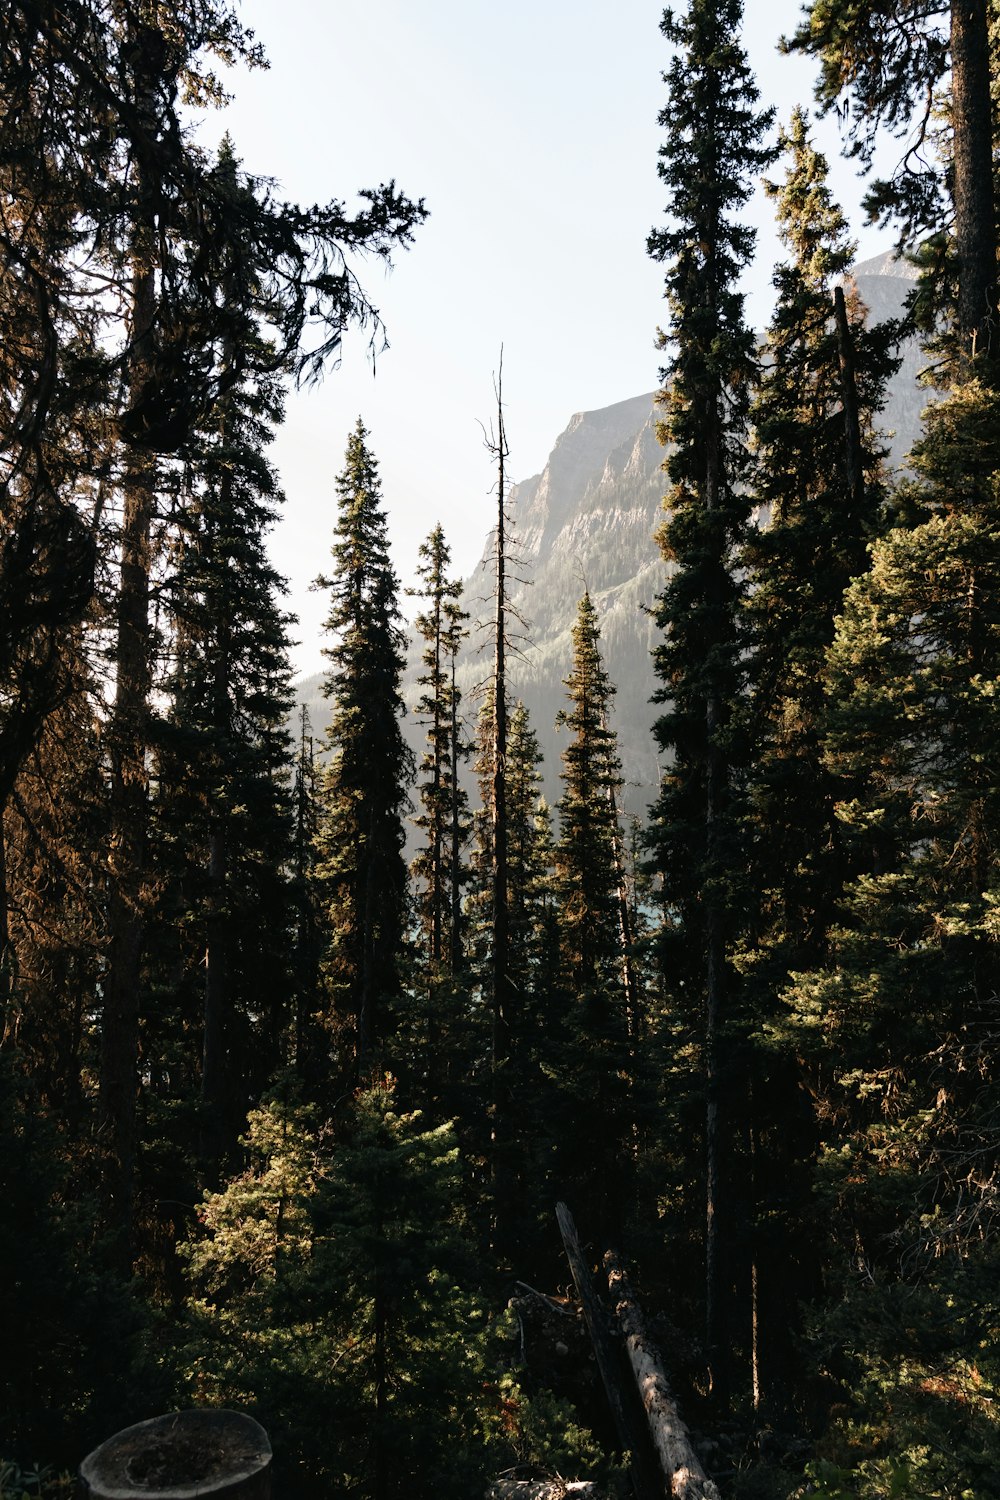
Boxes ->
[604,1251,721,1500]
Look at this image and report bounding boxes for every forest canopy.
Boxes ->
[1,2,999,1499]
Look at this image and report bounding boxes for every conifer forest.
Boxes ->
[5,1,1000,1497]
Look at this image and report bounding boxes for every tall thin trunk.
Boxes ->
[201,513,233,1176]
[102,260,156,1241]
[373,1265,387,1500]
[357,805,379,1076]
[0,810,10,1019]
[201,824,228,1174]
[834,285,866,511]
[703,390,729,1406]
[489,363,513,1254]
[492,421,509,1057]
[449,656,463,974]
[950,0,996,358]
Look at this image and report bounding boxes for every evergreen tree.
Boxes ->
[785,0,995,364]
[183,1079,500,1500]
[291,707,323,1080]
[398,525,473,1120]
[314,422,412,1082]
[409,523,470,976]
[772,373,1000,1489]
[550,592,632,1236]
[149,293,298,1182]
[467,696,556,1257]
[739,109,900,1416]
[646,0,775,1398]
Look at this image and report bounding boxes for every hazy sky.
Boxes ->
[205,0,892,677]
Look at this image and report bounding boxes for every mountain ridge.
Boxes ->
[298,253,927,827]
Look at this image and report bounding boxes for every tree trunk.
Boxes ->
[833,285,866,513]
[604,1252,722,1500]
[702,391,730,1406]
[490,369,513,1253]
[449,657,464,973]
[555,1203,659,1500]
[201,823,228,1174]
[101,259,156,1242]
[950,0,996,358]
[0,809,10,1016]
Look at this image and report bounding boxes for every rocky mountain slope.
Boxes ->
[298,254,929,825]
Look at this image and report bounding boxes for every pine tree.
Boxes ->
[785,0,995,364]
[149,295,298,1181]
[314,422,412,1082]
[183,1080,498,1500]
[409,523,470,976]
[771,376,1000,1483]
[467,696,556,1257]
[550,592,632,1236]
[738,109,901,1415]
[647,0,775,1399]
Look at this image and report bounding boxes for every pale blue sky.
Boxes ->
[207,0,892,677]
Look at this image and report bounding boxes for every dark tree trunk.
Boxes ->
[449,658,464,974]
[101,261,156,1242]
[834,285,866,511]
[951,0,996,356]
[201,824,229,1175]
[702,391,730,1407]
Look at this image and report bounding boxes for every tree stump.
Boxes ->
[79,1410,271,1500]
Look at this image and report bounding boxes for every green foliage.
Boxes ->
[494,1376,624,1491]
[648,0,777,979]
[409,523,471,978]
[0,1463,74,1500]
[547,594,634,1234]
[182,1079,509,1498]
[314,421,413,1077]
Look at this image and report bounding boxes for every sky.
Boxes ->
[204,0,894,678]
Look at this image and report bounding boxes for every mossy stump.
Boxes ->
[79,1410,271,1500]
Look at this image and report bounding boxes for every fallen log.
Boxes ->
[554,1204,659,1500]
[604,1252,720,1500]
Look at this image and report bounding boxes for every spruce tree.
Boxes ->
[551,592,631,1236]
[150,311,298,1181]
[740,109,899,1414]
[467,695,556,1257]
[399,525,473,1120]
[183,1080,498,1500]
[785,0,995,363]
[774,380,1000,1484]
[314,421,412,1082]
[647,0,775,1399]
[410,523,470,976]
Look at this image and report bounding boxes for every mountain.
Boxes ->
[454,389,664,818]
[298,253,928,827]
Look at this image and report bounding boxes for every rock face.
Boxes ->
[300,254,926,828]
[851,250,929,469]
[454,389,665,819]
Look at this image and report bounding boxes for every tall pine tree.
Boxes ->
[739,108,899,1415]
[647,0,775,1401]
[551,592,632,1237]
[410,523,470,977]
[314,421,412,1083]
